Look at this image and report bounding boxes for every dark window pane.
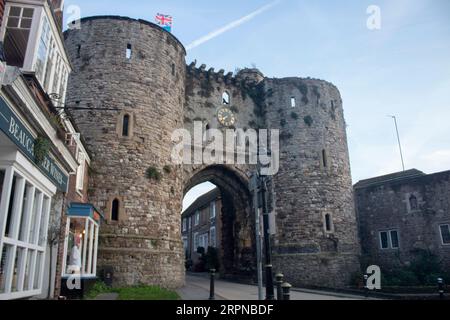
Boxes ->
[122,115,129,137]
[325,214,332,231]
[4,28,31,67]
[20,18,32,29]
[5,176,17,237]
[409,195,418,211]
[7,17,19,27]
[9,7,21,17]
[440,225,450,244]
[0,170,5,208]
[390,230,399,248]
[380,232,388,249]
[22,8,34,18]
[111,199,119,221]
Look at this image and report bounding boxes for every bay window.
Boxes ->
[0,166,52,300]
[3,6,34,67]
[34,16,50,83]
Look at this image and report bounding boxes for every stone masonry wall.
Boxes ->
[265,78,361,288]
[355,170,450,271]
[64,17,186,288]
[64,16,361,289]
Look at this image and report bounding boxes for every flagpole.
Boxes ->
[388,115,405,172]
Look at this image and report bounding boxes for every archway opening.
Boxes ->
[181,165,255,281]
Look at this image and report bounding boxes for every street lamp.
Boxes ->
[255,147,275,301]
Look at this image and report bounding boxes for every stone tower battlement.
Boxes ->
[64,16,360,289]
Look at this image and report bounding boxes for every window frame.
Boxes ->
[194,211,200,226]
[379,229,400,250]
[439,224,450,246]
[210,201,216,220]
[0,166,52,300]
[210,226,216,248]
[61,216,99,278]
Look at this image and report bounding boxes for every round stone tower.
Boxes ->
[64,16,186,288]
[265,78,361,287]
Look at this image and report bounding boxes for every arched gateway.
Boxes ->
[64,16,361,289]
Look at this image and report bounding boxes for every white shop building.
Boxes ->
[0,0,80,300]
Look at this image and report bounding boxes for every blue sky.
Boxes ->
[63,0,450,210]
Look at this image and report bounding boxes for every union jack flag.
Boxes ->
[155,13,173,32]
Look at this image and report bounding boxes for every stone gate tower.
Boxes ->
[64,16,360,289]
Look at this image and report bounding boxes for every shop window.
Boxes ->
[222,92,230,105]
[440,225,450,245]
[4,6,34,67]
[0,168,51,299]
[111,199,120,221]
[63,205,101,278]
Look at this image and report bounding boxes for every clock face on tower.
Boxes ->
[217,107,236,127]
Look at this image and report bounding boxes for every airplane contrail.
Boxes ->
[186,0,281,51]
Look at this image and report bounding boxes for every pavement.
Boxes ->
[177,274,374,300]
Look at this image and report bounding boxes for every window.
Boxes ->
[171,63,175,76]
[194,211,200,226]
[197,233,208,250]
[35,17,51,83]
[182,218,187,232]
[193,232,199,251]
[324,214,333,233]
[75,152,85,192]
[409,195,418,211]
[390,230,399,248]
[440,225,450,245]
[321,149,328,168]
[4,6,34,67]
[111,199,119,221]
[380,232,389,249]
[188,216,191,230]
[222,92,230,105]
[379,230,400,249]
[210,227,216,248]
[291,97,296,108]
[0,167,52,300]
[76,45,81,58]
[122,114,130,137]
[210,201,216,219]
[126,44,132,59]
[62,213,100,278]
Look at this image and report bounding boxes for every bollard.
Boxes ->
[437,278,445,300]
[209,269,216,300]
[275,273,284,300]
[363,274,369,298]
[281,282,292,301]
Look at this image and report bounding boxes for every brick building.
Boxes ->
[181,188,222,271]
[355,169,450,272]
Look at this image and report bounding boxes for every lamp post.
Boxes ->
[259,166,275,300]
